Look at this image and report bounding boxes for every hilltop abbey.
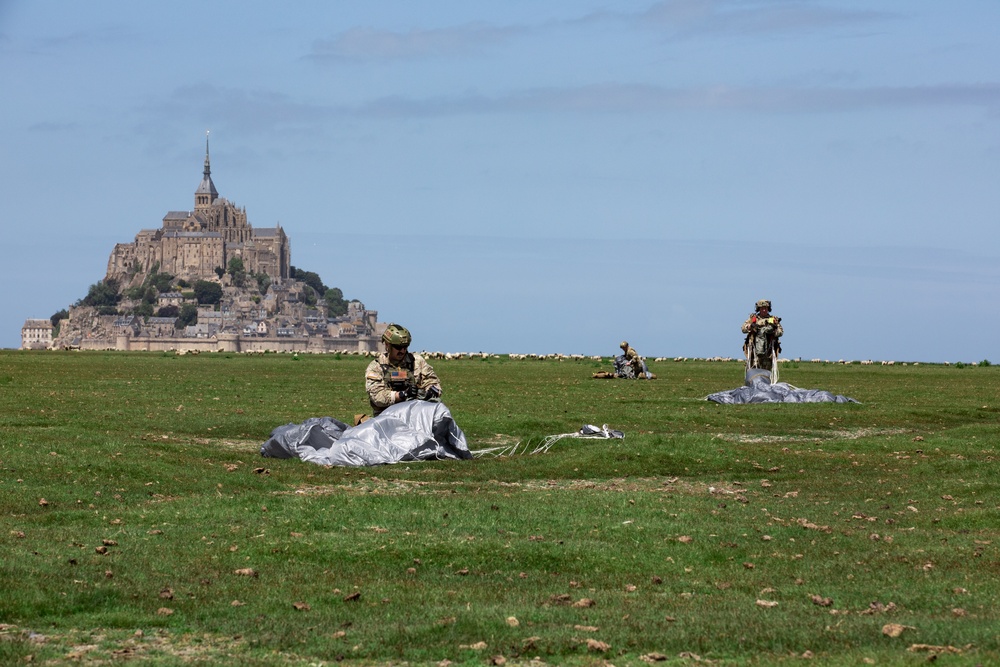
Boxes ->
[25,139,383,353]
[107,138,291,287]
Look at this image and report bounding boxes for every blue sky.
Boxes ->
[2,1,998,362]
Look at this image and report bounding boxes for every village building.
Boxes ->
[20,319,54,350]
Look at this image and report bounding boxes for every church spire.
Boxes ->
[194,130,218,212]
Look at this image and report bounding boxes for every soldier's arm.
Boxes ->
[414,355,442,394]
[365,362,398,410]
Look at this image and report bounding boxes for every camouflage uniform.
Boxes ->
[365,351,442,416]
[622,345,643,378]
[742,302,783,371]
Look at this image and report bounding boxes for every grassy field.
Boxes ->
[1,350,998,666]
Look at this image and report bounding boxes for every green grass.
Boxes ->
[1,350,998,665]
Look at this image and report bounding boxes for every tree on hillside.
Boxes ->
[79,279,121,308]
[50,309,69,336]
[325,287,348,317]
[150,272,174,293]
[175,303,198,329]
[193,280,222,305]
[291,266,327,296]
[156,305,180,318]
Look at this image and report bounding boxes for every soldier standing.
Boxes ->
[365,324,442,416]
[742,299,783,371]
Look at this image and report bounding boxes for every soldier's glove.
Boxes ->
[424,385,441,401]
[402,385,419,401]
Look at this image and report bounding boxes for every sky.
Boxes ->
[1,0,998,362]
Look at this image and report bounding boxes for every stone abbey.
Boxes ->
[25,139,383,353]
[107,137,291,287]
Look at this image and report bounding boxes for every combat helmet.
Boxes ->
[382,323,412,347]
[755,299,771,311]
[620,340,629,350]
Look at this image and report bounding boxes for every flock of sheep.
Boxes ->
[183,349,967,366]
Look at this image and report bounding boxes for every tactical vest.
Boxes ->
[380,355,417,393]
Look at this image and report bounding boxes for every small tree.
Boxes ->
[50,309,69,336]
[193,280,223,305]
[176,303,198,329]
[324,287,348,317]
[156,305,180,318]
[80,279,121,308]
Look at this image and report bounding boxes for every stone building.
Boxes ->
[105,137,290,288]
[21,319,53,350]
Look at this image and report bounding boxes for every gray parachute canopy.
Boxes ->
[707,370,858,404]
[260,401,472,466]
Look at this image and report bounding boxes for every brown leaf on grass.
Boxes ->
[651,575,663,584]
[252,468,269,475]
[882,623,913,638]
[224,464,239,472]
[677,535,693,544]
[505,616,519,627]
[102,539,118,546]
[290,532,303,538]
[756,599,779,608]
[230,600,245,606]
[460,641,487,650]
[156,608,173,616]
[292,601,310,611]
[489,656,506,666]
[331,630,346,639]
[640,652,669,662]
[908,644,962,654]
[38,498,49,507]
[743,562,755,570]
[343,591,361,602]
[568,580,582,588]
[678,652,702,660]
[234,568,258,578]
[371,526,389,534]
[104,570,113,579]
[95,546,108,555]
[548,594,572,605]
[574,625,598,632]
[455,568,469,576]
[796,518,831,532]
[159,588,174,600]
[148,529,163,535]
[810,595,833,607]
[11,531,25,538]
[572,598,596,608]
[866,601,897,614]
[406,567,417,575]
[952,608,966,617]
[625,584,638,592]
[585,638,610,652]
